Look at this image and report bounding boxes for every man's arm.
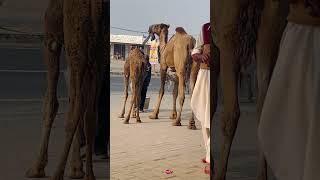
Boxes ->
[191,29,209,63]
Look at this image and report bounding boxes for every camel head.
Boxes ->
[148,23,169,40]
[142,23,169,46]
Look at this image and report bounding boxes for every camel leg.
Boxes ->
[50,62,86,179]
[172,73,185,126]
[135,83,142,123]
[212,1,242,179]
[149,66,167,119]
[83,84,97,180]
[170,76,178,119]
[124,79,135,124]
[187,62,199,130]
[256,1,288,179]
[68,127,85,179]
[25,38,62,178]
[132,104,137,118]
[119,64,129,118]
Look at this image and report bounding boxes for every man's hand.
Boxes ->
[192,53,210,63]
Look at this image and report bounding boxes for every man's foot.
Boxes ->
[139,109,144,113]
[204,165,210,175]
[201,157,207,163]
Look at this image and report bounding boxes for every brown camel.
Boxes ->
[25,0,108,179]
[212,0,289,179]
[119,47,148,124]
[146,24,199,129]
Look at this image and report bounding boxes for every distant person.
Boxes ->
[190,22,211,175]
[139,54,151,112]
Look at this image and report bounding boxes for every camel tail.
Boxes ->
[234,0,263,71]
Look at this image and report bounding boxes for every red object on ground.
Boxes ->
[164,169,173,174]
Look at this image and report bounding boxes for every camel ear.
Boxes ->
[167,24,170,28]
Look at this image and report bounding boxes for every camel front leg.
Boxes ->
[25,37,62,178]
[119,61,130,118]
[256,1,288,179]
[188,62,199,130]
[173,73,185,126]
[149,66,167,119]
[170,76,178,119]
[212,1,241,179]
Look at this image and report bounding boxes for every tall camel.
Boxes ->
[146,24,199,129]
[25,0,108,179]
[119,47,148,124]
[212,0,289,179]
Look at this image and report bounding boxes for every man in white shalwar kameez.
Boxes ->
[190,22,211,175]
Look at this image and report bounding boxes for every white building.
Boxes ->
[110,34,151,60]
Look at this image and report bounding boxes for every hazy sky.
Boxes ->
[111,0,209,37]
[0,0,209,35]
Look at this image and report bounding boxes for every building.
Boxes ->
[110,34,152,61]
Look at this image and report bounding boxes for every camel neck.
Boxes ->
[159,33,167,52]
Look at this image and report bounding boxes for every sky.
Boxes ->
[0,0,210,36]
[111,0,209,37]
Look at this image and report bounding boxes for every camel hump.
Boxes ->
[175,27,187,34]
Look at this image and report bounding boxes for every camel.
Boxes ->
[145,24,199,129]
[119,47,148,124]
[211,0,289,179]
[25,0,108,179]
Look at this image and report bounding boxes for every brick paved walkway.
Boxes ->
[110,92,210,180]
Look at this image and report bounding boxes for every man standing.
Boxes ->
[139,54,152,112]
[190,22,211,175]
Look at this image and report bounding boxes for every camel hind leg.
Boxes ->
[187,61,199,130]
[119,61,130,118]
[170,75,178,119]
[172,72,185,126]
[124,77,135,124]
[135,82,142,123]
[25,31,62,179]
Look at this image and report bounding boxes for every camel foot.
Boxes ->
[169,112,177,119]
[257,173,268,180]
[136,118,142,123]
[68,167,85,179]
[25,166,46,178]
[149,113,158,119]
[50,173,64,180]
[188,123,197,130]
[172,121,181,126]
[85,174,96,180]
[123,120,129,124]
[118,114,124,118]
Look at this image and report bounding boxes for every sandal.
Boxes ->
[201,157,207,163]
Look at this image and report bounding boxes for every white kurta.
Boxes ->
[191,68,210,162]
[258,22,320,180]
